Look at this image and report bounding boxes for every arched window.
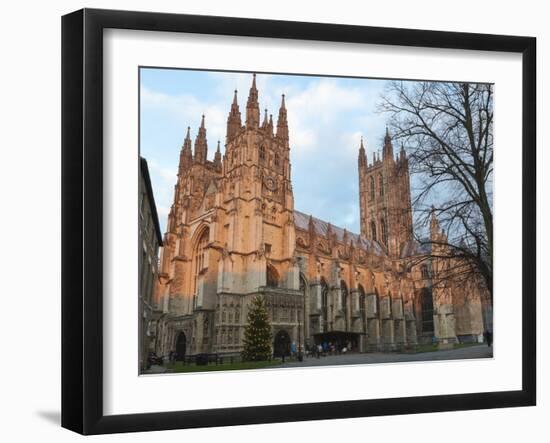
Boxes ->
[193,228,209,296]
[274,153,280,167]
[341,280,349,330]
[299,274,307,293]
[358,284,366,332]
[266,264,279,288]
[378,173,384,196]
[341,280,348,314]
[369,176,375,200]
[259,145,266,162]
[321,278,329,332]
[381,217,388,247]
[421,288,435,335]
[421,264,430,279]
[371,221,377,242]
[375,287,380,317]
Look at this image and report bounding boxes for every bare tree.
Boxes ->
[379,81,493,301]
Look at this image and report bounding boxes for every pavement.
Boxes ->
[275,344,493,368]
[142,365,169,374]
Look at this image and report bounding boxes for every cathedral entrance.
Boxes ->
[176,331,187,361]
[273,330,291,358]
[313,331,360,353]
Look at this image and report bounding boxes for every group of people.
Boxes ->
[304,340,354,359]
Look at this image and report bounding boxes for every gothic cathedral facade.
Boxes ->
[152,74,488,358]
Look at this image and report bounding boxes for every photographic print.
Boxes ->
[138,69,494,375]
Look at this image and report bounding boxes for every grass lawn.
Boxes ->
[165,359,282,373]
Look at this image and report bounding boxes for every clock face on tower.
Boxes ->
[263,176,278,192]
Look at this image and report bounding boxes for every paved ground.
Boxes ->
[275,344,493,369]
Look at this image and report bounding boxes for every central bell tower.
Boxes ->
[221,74,297,292]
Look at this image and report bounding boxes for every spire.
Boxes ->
[194,114,208,163]
[246,73,260,128]
[178,126,193,174]
[430,207,441,239]
[399,142,407,161]
[276,93,289,143]
[226,89,242,141]
[383,126,394,160]
[184,126,192,150]
[262,108,269,128]
[213,140,222,169]
[268,113,274,134]
[358,136,367,168]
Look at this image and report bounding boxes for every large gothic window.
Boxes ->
[421,288,435,335]
[381,217,388,247]
[378,173,384,196]
[341,280,349,330]
[358,284,366,332]
[193,228,209,297]
[321,278,329,332]
[341,281,348,313]
[369,176,375,201]
[274,153,280,168]
[421,264,430,279]
[259,145,266,162]
[266,263,279,288]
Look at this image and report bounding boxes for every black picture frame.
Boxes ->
[61,8,536,435]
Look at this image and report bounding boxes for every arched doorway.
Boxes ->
[176,331,187,361]
[273,330,291,358]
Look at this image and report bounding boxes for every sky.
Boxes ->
[140,68,392,234]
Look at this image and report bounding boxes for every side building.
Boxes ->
[138,157,163,370]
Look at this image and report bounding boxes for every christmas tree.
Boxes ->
[242,296,273,361]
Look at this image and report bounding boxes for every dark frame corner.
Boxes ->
[61,8,536,435]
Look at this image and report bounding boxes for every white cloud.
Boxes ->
[141,72,392,234]
[141,86,227,157]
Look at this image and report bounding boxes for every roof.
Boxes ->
[400,239,431,258]
[293,210,385,255]
[140,157,163,246]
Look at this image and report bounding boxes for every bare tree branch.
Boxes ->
[379,81,493,301]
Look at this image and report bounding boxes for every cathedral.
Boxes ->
[151,74,489,359]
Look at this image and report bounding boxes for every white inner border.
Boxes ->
[103,29,522,416]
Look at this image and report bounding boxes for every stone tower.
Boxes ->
[358,129,413,257]
[219,73,298,294]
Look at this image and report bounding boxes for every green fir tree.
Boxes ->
[242,296,273,361]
